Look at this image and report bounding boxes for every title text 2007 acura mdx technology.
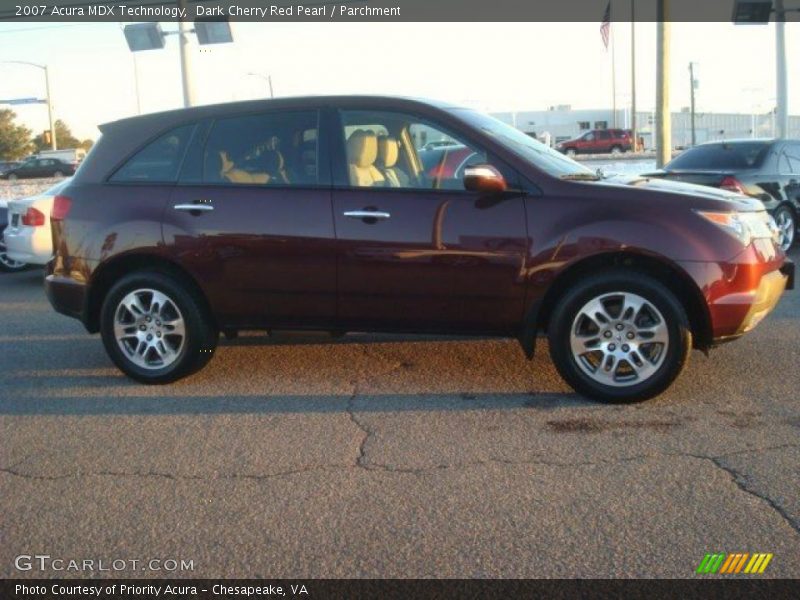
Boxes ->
[45,97,794,402]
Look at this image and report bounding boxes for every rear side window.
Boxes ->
[203,110,319,186]
[667,142,770,170]
[111,124,196,183]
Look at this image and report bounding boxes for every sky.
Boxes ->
[0,20,797,141]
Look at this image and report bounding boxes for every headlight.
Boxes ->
[695,210,776,247]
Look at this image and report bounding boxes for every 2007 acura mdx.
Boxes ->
[45,96,795,402]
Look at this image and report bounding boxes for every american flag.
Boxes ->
[600,1,611,49]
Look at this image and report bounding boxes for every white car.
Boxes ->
[5,179,70,266]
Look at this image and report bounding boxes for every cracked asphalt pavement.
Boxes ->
[1,251,799,578]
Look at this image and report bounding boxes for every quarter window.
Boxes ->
[202,111,319,186]
[111,124,195,183]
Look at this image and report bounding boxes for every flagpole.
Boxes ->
[630,0,637,152]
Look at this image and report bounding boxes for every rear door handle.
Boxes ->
[343,210,390,219]
[174,203,214,212]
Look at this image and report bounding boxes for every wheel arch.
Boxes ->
[85,253,215,333]
[520,251,713,358]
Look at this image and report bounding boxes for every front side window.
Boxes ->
[339,110,509,191]
[111,124,195,183]
[203,110,319,186]
[449,109,596,178]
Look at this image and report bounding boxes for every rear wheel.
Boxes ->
[7,173,17,181]
[100,271,217,383]
[774,205,795,251]
[53,170,64,178]
[0,237,28,272]
[548,270,691,403]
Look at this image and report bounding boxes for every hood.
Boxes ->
[598,174,764,212]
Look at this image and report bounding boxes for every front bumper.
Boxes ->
[679,243,792,343]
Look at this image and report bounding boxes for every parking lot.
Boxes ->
[1,249,798,579]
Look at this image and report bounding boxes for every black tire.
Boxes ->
[0,237,29,272]
[547,269,692,403]
[53,170,64,178]
[565,148,577,157]
[774,204,796,252]
[610,145,623,154]
[100,270,217,384]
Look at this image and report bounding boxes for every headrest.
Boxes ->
[377,136,399,169]
[347,130,378,169]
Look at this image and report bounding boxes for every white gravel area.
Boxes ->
[0,178,63,202]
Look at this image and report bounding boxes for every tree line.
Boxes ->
[0,108,93,160]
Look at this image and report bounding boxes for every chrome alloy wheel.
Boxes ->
[775,209,795,252]
[569,292,669,387]
[114,288,186,370]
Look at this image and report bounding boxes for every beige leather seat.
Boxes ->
[376,136,409,188]
[346,130,385,187]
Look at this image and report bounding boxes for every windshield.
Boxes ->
[666,142,770,170]
[451,109,595,178]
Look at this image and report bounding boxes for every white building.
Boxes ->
[491,106,800,149]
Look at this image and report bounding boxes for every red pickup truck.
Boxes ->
[557,129,633,156]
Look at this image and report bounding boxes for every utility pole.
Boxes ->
[774,0,788,138]
[630,0,637,152]
[177,0,196,107]
[611,10,617,128]
[655,1,671,167]
[689,62,697,147]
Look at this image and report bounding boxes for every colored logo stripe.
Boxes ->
[697,552,773,574]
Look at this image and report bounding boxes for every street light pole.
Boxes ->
[689,62,697,147]
[774,0,788,138]
[44,65,56,150]
[177,0,196,108]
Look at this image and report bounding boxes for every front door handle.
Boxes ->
[343,210,390,220]
[174,203,214,212]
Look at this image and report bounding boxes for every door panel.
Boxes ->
[164,185,336,329]
[334,189,528,332]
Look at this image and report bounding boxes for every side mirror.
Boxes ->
[463,164,507,193]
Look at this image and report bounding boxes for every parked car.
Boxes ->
[45,96,794,402]
[0,157,76,180]
[0,201,29,272]
[644,139,800,251]
[37,148,87,164]
[557,129,633,156]
[5,179,71,266]
[0,161,21,176]
[422,139,461,151]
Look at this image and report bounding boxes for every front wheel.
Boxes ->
[774,205,796,251]
[548,271,691,403]
[565,148,577,157]
[100,271,218,383]
[53,170,64,178]
[610,145,622,154]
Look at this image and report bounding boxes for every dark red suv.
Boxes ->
[45,97,794,402]
[557,129,633,156]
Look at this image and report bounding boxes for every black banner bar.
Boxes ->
[2,0,800,23]
[3,579,800,600]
